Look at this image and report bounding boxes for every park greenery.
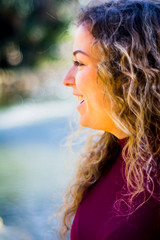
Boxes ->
[0,0,79,106]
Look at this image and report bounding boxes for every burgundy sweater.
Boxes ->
[71,138,160,240]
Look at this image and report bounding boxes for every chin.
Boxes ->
[79,119,87,127]
[79,117,99,130]
[78,115,90,128]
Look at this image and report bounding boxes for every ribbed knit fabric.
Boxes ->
[71,138,160,240]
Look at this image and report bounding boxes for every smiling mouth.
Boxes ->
[76,96,83,101]
[76,96,85,104]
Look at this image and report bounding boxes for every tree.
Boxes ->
[0,0,78,69]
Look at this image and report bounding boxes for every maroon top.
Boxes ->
[71,138,160,240]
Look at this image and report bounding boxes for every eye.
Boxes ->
[72,60,84,67]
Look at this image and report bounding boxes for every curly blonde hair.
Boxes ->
[58,0,160,238]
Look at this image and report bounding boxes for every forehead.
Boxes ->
[73,25,94,54]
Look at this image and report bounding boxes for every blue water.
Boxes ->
[0,117,70,145]
[0,101,77,240]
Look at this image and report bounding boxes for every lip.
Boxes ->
[77,99,85,112]
[73,93,84,97]
[73,93,85,110]
[73,93,84,101]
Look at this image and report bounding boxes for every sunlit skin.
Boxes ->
[63,25,128,139]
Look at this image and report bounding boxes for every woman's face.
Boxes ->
[63,25,128,139]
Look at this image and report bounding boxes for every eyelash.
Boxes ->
[72,60,84,67]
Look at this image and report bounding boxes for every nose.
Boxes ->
[63,66,76,87]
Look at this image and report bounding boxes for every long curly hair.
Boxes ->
[58,0,160,238]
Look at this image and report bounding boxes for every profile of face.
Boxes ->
[63,25,128,139]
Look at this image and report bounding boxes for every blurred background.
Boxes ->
[0,0,90,239]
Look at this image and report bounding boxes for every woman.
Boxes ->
[60,0,160,239]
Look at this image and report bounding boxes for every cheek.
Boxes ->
[76,71,90,93]
[76,67,98,94]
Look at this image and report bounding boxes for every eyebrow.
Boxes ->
[73,50,90,57]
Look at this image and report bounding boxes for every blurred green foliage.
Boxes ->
[0,0,79,69]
